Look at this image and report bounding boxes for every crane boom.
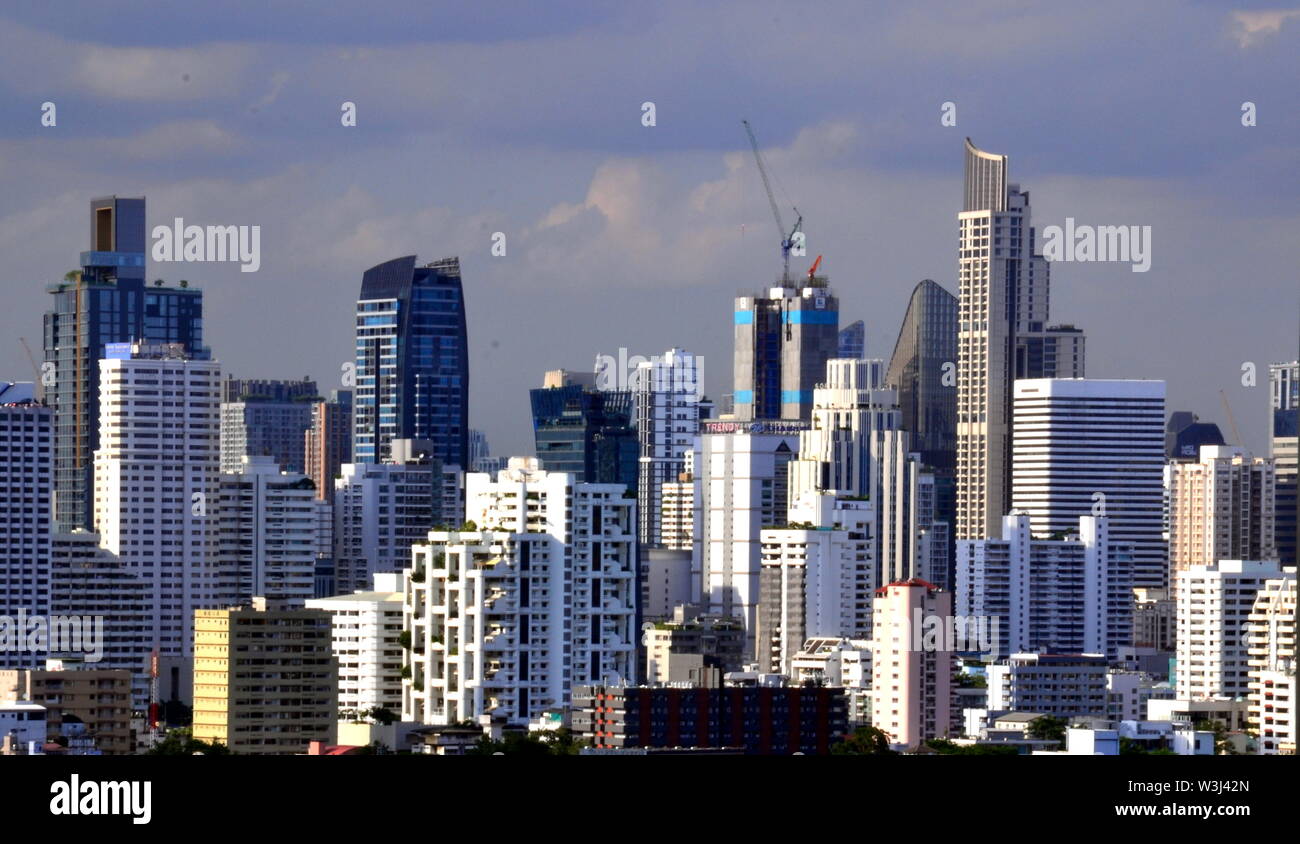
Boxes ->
[742,119,801,285]
[1219,389,1244,447]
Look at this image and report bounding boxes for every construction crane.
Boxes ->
[18,337,41,402]
[1219,389,1244,447]
[742,119,802,287]
[806,254,823,282]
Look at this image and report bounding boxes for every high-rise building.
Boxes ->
[956,139,1053,541]
[877,429,951,589]
[787,358,897,502]
[304,390,352,503]
[219,377,317,474]
[0,384,52,670]
[192,598,337,754]
[332,439,443,596]
[93,342,223,680]
[986,653,1109,720]
[957,515,1133,661]
[1169,446,1277,582]
[885,279,958,462]
[758,493,874,674]
[631,349,701,546]
[660,472,694,551]
[1270,361,1298,567]
[219,455,331,605]
[44,197,207,531]
[1165,411,1227,460]
[1012,378,1167,589]
[353,256,468,467]
[870,579,955,750]
[733,266,839,422]
[1176,560,1287,701]
[693,425,805,654]
[838,320,865,360]
[306,572,405,717]
[49,532,152,707]
[530,375,637,489]
[1246,573,1295,754]
[402,459,635,726]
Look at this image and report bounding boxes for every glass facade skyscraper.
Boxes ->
[353,256,469,468]
[885,279,958,466]
[43,196,207,531]
[530,383,638,489]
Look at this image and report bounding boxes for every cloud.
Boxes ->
[1231,8,1300,47]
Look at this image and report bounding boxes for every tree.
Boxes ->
[925,738,1020,756]
[1195,720,1237,755]
[365,706,398,726]
[831,726,897,755]
[147,728,231,755]
[465,728,588,756]
[1027,716,1067,745]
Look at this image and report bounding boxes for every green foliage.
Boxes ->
[1027,715,1067,744]
[925,738,1020,756]
[148,728,231,755]
[465,728,587,756]
[831,726,897,755]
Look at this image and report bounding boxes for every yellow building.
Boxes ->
[193,598,337,754]
[0,662,133,754]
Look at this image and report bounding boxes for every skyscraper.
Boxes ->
[1011,378,1167,590]
[530,373,637,489]
[44,196,207,531]
[631,349,702,546]
[885,279,958,463]
[0,383,52,670]
[1169,445,1277,581]
[353,256,468,467]
[955,140,1052,540]
[93,341,223,692]
[838,320,865,360]
[733,265,839,421]
[304,390,353,503]
[219,377,318,474]
[1269,361,1298,567]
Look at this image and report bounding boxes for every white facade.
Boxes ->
[986,653,1109,719]
[219,455,329,604]
[877,429,949,589]
[306,572,405,716]
[630,348,701,547]
[758,494,874,674]
[333,445,440,596]
[1176,560,1286,700]
[0,389,52,670]
[1246,573,1296,754]
[660,478,694,551]
[1012,378,1166,589]
[957,514,1132,660]
[693,429,803,655]
[92,344,222,660]
[956,140,1051,541]
[403,459,635,726]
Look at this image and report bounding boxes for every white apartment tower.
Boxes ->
[93,343,223,663]
[956,139,1053,541]
[758,493,874,674]
[629,348,701,547]
[306,572,405,716]
[957,514,1133,660]
[403,459,635,726]
[1176,560,1287,701]
[1246,572,1296,754]
[693,428,804,654]
[219,455,331,604]
[333,439,442,596]
[1012,378,1167,589]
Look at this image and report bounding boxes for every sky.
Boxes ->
[1,1,1297,458]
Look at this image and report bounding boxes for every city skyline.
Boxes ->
[2,3,1297,460]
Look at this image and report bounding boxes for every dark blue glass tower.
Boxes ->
[530,384,638,488]
[353,256,469,467]
[44,196,208,531]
